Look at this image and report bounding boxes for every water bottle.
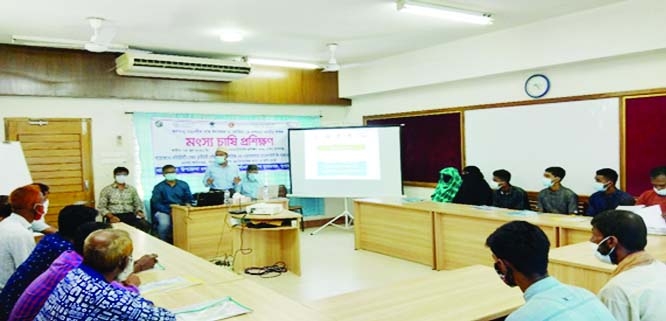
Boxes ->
[262,184,269,201]
[223,189,231,205]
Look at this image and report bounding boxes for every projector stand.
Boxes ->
[310,197,354,235]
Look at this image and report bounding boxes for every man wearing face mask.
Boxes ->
[34,229,175,320]
[538,166,579,214]
[202,147,241,193]
[587,168,636,217]
[239,164,261,199]
[150,164,192,243]
[486,221,616,321]
[636,166,666,220]
[98,167,150,232]
[0,185,44,290]
[30,183,57,235]
[491,169,529,210]
[591,210,666,321]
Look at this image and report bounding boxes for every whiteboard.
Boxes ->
[0,141,33,195]
[465,98,619,195]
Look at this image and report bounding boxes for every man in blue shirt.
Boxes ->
[587,168,636,216]
[202,147,241,193]
[0,205,96,321]
[486,221,616,321]
[239,164,261,199]
[150,164,192,243]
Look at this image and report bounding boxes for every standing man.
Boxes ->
[538,166,579,214]
[486,221,616,321]
[0,185,44,290]
[591,210,666,321]
[587,168,636,216]
[202,147,241,193]
[491,169,529,210]
[636,166,666,219]
[150,165,192,243]
[98,166,151,232]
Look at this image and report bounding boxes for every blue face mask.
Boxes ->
[247,173,258,181]
[164,173,177,181]
[215,156,227,164]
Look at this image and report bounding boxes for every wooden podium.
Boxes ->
[170,198,289,261]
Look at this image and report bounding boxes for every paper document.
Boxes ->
[139,276,202,295]
[632,205,666,235]
[617,205,646,211]
[173,297,252,321]
[506,210,538,217]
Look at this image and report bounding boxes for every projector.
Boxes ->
[246,203,283,215]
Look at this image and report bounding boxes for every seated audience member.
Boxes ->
[486,221,616,321]
[151,164,193,243]
[431,167,463,203]
[453,166,493,206]
[0,195,10,222]
[29,183,56,235]
[0,205,97,320]
[491,169,529,210]
[636,166,666,218]
[538,166,578,214]
[35,229,174,320]
[0,185,44,290]
[239,164,261,199]
[10,222,157,321]
[591,210,666,321]
[98,166,151,232]
[587,168,636,217]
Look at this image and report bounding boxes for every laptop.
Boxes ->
[264,185,280,199]
[193,192,226,207]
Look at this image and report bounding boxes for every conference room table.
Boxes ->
[114,223,331,321]
[308,265,524,321]
[354,197,594,270]
[549,235,666,293]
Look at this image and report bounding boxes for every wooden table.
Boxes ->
[114,223,331,321]
[171,199,289,260]
[549,235,666,293]
[353,197,435,266]
[354,198,593,270]
[231,211,302,275]
[308,265,524,321]
[114,222,243,284]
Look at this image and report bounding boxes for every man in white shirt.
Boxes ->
[591,210,666,321]
[0,185,45,290]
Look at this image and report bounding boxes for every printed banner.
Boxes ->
[150,118,300,176]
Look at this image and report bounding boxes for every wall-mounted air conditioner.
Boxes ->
[115,53,251,82]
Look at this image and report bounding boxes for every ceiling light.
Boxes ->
[219,31,243,42]
[248,58,319,70]
[397,0,493,25]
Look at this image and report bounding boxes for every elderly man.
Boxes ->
[0,185,45,290]
[202,147,241,193]
[35,229,174,320]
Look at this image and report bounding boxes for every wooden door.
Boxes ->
[5,118,94,228]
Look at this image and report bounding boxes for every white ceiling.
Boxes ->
[0,0,624,65]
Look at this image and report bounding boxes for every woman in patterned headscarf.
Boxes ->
[431,167,463,203]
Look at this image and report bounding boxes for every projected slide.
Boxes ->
[304,128,380,180]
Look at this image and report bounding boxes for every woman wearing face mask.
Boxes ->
[239,164,261,200]
[97,167,151,233]
[452,166,493,206]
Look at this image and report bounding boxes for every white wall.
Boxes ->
[0,96,349,216]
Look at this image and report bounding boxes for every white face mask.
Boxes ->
[116,255,134,281]
[654,187,666,196]
[42,199,49,215]
[593,182,608,192]
[593,236,615,265]
[115,175,127,184]
[542,177,554,188]
[490,182,501,190]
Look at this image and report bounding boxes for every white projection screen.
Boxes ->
[288,126,403,198]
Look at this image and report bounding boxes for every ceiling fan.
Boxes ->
[12,17,130,53]
[322,43,340,72]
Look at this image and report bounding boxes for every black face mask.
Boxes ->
[494,261,517,287]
